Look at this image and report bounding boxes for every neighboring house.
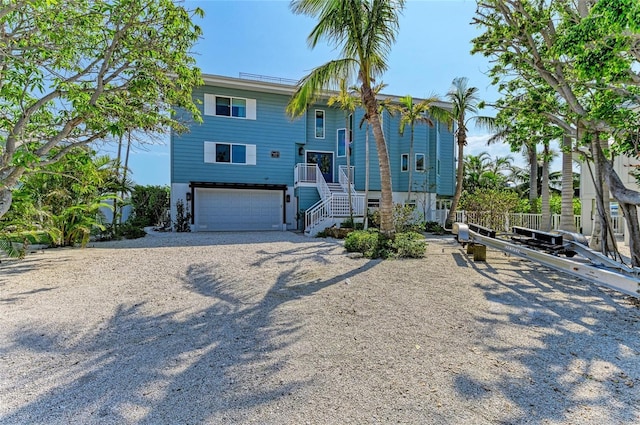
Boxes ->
[170,73,455,235]
[580,154,640,242]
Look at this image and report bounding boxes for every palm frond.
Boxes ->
[286,58,356,118]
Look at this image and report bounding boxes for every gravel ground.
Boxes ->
[1,230,639,425]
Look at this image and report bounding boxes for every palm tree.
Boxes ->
[559,135,577,232]
[355,82,388,230]
[443,77,494,228]
[287,0,405,237]
[328,79,359,224]
[463,152,513,193]
[540,141,552,231]
[393,95,442,202]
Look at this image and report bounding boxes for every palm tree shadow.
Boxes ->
[458,250,640,424]
[2,255,378,423]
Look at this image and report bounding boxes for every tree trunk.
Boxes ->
[589,132,617,255]
[112,133,124,229]
[122,131,132,225]
[541,143,551,231]
[620,202,640,266]
[0,188,12,218]
[528,145,538,211]
[361,83,394,237]
[559,135,577,232]
[364,122,370,230]
[346,115,353,224]
[445,128,465,228]
[407,124,413,202]
[593,137,640,266]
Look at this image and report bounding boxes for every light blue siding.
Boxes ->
[172,85,304,185]
[437,124,455,196]
[171,75,458,214]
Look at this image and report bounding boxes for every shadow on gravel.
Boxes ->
[1,246,377,424]
[87,230,313,251]
[462,253,640,424]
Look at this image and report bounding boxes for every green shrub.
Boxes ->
[344,229,391,259]
[340,218,364,230]
[173,199,191,232]
[424,221,444,234]
[120,223,147,239]
[318,226,353,239]
[344,230,427,259]
[392,232,427,258]
[369,204,423,233]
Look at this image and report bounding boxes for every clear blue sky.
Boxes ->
[119,0,519,187]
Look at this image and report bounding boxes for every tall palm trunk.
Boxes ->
[364,122,370,230]
[407,123,414,202]
[112,133,124,230]
[345,114,353,224]
[527,145,538,211]
[445,120,466,227]
[362,84,394,236]
[121,131,132,224]
[559,135,577,232]
[541,143,551,231]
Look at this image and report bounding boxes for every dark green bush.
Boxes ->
[391,231,427,258]
[345,230,427,259]
[322,227,353,239]
[425,221,445,234]
[344,229,391,259]
[120,222,147,239]
[340,218,364,230]
[369,204,423,233]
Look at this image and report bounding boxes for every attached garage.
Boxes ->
[191,183,286,231]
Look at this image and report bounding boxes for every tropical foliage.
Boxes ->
[472,0,640,264]
[0,0,203,219]
[441,77,494,227]
[393,94,444,201]
[1,147,118,247]
[287,0,406,237]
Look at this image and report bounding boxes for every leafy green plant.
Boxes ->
[391,232,427,258]
[424,221,445,234]
[174,199,191,232]
[370,203,424,233]
[345,229,427,259]
[344,229,391,259]
[130,185,170,227]
[340,218,364,230]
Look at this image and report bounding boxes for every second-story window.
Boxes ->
[216,96,246,118]
[401,154,409,172]
[204,94,256,119]
[337,129,347,157]
[315,110,325,138]
[416,153,425,171]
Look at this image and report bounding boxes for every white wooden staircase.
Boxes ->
[294,164,365,236]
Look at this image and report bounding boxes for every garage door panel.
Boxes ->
[195,188,283,231]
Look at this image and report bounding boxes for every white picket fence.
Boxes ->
[436,210,585,234]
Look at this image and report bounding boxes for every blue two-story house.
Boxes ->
[171,73,455,235]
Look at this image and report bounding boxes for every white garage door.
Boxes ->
[195,188,283,231]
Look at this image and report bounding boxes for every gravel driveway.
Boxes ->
[1,231,639,424]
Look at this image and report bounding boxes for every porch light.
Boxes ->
[186,192,191,202]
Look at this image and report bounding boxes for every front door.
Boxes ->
[306,152,334,183]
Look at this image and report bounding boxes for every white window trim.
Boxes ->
[415,153,425,172]
[401,153,409,172]
[203,94,256,120]
[204,141,256,165]
[337,128,347,158]
[314,109,325,139]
